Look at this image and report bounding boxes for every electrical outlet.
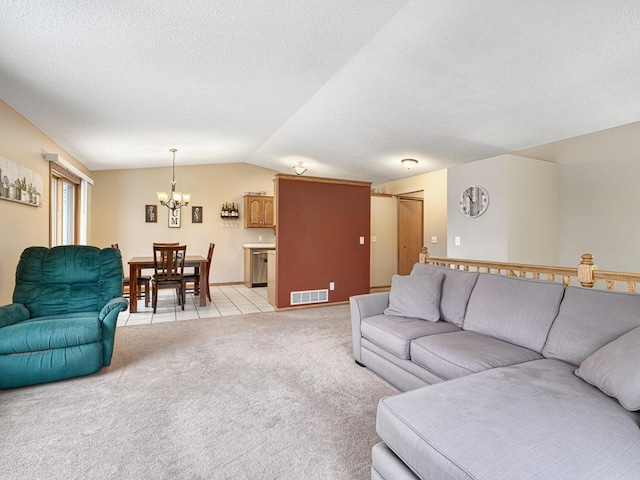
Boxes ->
[431,236,437,244]
[258,235,263,242]
[455,236,461,246]
[329,282,335,290]
[371,236,377,242]
[359,236,365,245]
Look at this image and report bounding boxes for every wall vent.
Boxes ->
[290,289,329,306]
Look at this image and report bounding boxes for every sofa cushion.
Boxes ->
[463,274,565,352]
[13,246,122,318]
[0,313,101,355]
[377,359,640,480]
[576,326,640,411]
[410,263,479,326]
[410,331,542,380]
[384,273,443,322]
[543,286,640,366]
[0,303,30,328]
[371,442,419,480]
[361,314,460,360]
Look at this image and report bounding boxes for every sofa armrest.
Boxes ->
[350,292,390,362]
[99,297,129,367]
[351,292,390,319]
[99,297,129,321]
[0,303,31,328]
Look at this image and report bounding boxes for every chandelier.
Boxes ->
[157,148,190,210]
[292,161,307,175]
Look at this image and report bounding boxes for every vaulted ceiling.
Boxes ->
[1,1,639,184]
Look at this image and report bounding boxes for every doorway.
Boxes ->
[397,193,424,275]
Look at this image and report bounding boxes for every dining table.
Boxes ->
[128,255,209,313]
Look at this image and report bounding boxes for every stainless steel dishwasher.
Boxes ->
[251,250,269,287]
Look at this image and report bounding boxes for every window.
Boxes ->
[51,163,81,246]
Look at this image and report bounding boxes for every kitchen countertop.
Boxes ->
[242,243,276,249]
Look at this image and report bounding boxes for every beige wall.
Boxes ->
[448,154,558,264]
[370,195,397,287]
[559,161,640,271]
[507,156,559,264]
[91,163,277,284]
[0,100,91,305]
[448,156,509,261]
[373,169,448,278]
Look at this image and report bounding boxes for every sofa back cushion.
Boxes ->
[543,286,640,366]
[463,274,565,352]
[13,246,123,318]
[575,326,640,411]
[384,273,443,322]
[410,263,479,326]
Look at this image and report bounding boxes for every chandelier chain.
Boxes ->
[157,148,190,211]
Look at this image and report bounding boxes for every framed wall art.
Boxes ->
[192,206,203,223]
[0,156,43,207]
[145,204,157,223]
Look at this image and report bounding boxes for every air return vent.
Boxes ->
[290,289,329,305]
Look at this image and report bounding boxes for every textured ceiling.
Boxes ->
[1,0,639,184]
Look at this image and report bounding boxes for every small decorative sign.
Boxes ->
[0,156,43,207]
[168,207,181,228]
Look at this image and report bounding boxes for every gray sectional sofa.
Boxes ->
[350,263,640,480]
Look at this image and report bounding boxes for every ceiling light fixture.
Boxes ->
[157,148,190,211]
[292,161,307,175]
[401,158,419,170]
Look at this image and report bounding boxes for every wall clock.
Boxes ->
[459,186,489,218]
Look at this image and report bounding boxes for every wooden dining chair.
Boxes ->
[111,243,151,307]
[183,243,215,302]
[152,244,187,313]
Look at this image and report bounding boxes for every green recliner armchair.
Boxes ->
[0,245,128,389]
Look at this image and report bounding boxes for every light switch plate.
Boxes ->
[431,236,437,244]
[359,236,365,244]
[371,236,377,242]
[455,236,461,246]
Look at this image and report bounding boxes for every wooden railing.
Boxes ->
[418,251,640,293]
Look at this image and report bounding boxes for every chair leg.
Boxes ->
[152,285,158,314]
[206,283,211,302]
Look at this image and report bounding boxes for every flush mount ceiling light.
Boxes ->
[401,158,419,170]
[157,148,190,211]
[292,161,307,175]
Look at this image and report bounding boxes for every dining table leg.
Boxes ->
[129,263,138,313]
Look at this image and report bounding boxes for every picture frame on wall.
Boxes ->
[192,206,203,223]
[168,208,181,228]
[0,155,43,207]
[145,204,157,223]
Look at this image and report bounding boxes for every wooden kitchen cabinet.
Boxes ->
[244,195,275,228]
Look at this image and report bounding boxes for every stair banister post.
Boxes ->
[578,253,597,288]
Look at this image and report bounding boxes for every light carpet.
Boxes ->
[0,305,397,479]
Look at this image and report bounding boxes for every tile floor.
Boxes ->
[117,285,273,326]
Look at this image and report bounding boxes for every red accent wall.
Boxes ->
[275,175,371,308]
